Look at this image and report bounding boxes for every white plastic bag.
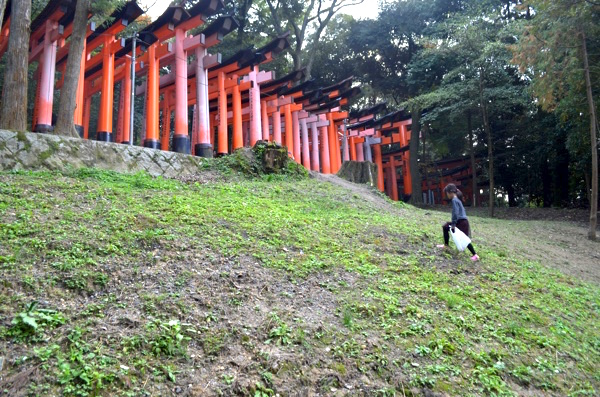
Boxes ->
[450,228,471,252]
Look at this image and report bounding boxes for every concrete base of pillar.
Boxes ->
[143,139,160,149]
[173,135,190,154]
[34,124,54,133]
[96,131,112,142]
[75,125,84,138]
[195,143,213,158]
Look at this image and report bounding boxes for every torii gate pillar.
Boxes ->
[261,100,270,141]
[144,43,160,148]
[35,20,59,133]
[319,114,331,174]
[232,76,243,150]
[300,118,310,169]
[194,46,212,157]
[372,142,384,191]
[217,71,228,155]
[284,104,293,157]
[356,140,365,162]
[341,124,349,162]
[272,107,282,145]
[97,35,115,142]
[173,28,190,154]
[248,65,262,146]
[74,43,87,137]
[292,110,301,162]
[400,124,412,195]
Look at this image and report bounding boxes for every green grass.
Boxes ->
[0,167,598,396]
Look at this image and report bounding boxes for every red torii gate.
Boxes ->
[422,157,481,205]
[1,0,363,177]
[3,0,145,138]
[346,105,414,201]
[346,104,482,205]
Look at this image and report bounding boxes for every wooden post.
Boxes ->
[144,44,160,148]
[356,139,365,162]
[292,110,301,162]
[319,114,331,174]
[272,107,282,145]
[83,95,91,140]
[327,113,338,172]
[391,157,399,201]
[97,35,115,142]
[300,117,310,169]
[121,57,132,144]
[74,42,87,137]
[349,136,357,161]
[248,65,262,146]
[217,71,228,154]
[161,98,170,151]
[195,45,212,157]
[373,143,384,191]
[35,20,58,133]
[232,76,243,150]
[310,122,320,172]
[284,104,293,157]
[401,125,412,195]
[261,99,270,141]
[173,28,189,154]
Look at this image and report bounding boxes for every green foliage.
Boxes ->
[8,302,66,341]
[146,319,190,357]
[266,312,292,346]
[0,168,599,396]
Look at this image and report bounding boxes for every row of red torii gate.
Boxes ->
[0,0,478,204]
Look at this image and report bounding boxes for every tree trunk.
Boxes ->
[479,71,494,217]
[468,110,477,207]
[541,154,551,207]
[54,0,91,138]
[0,0,31,131]
[581,29,598,240]
[409,105,422,204]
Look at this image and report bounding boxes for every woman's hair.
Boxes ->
[444,183,464,201]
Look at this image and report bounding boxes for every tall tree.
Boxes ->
[262,0,363,80]
[54,0,92,137]
[404,0,531,215]
[308,13,356,86]
[512,0,599,239]
[54,0,126,137]
[347,0,475,204]
[0,0,31,131]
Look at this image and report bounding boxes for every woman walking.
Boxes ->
[437,183,479,261]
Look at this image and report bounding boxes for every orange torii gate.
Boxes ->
[1,0,362,177]
[347,105,482,204]
[347,105,414,201]
[3,0,145,138]
[140,2,225,151]
[287,77,359,173]
[205,34,290,155]
[81,1,144,142]
[422,157,482,205]
[137,32,287,155]
[132,12,237,153]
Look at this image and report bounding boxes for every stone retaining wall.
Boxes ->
[0,130,204,177]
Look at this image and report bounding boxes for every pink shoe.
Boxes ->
[436,244,446,248]
[470,254,480,262]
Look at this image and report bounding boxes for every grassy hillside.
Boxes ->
[0,165,598,397]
